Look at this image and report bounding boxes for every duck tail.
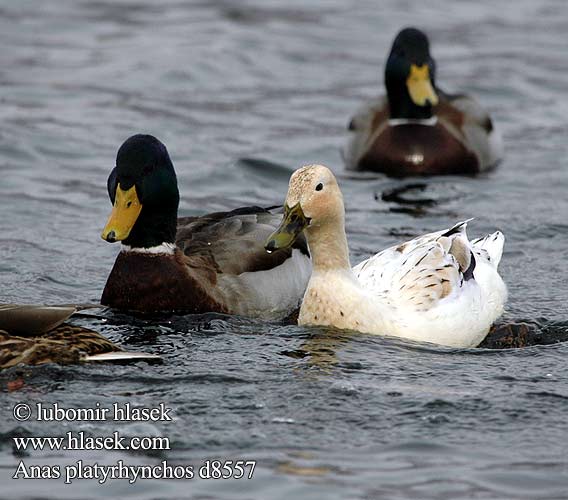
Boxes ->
[441,218,474,238]
[471,231,505,268]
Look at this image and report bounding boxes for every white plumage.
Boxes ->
[272,165,507,348]
[351,221,507,347]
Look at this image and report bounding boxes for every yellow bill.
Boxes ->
[406,64,439,106]
[101,184,142,242]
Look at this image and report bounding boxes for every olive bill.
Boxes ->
[101,184,143,242]
[406,63,439,107]
[265,203,310,253]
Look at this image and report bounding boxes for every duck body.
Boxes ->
[0,323,117,368]
[303,223,506,348]
[0,305,157,368]
[345,28,502,176]
[346,94,501,176]
[102,207,311,318]
[266,164,507,348]
[101,135,310,319]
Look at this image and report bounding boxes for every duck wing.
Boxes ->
[176,206,309,275]
[438,89,494,132]
[175,206,311,319]
[437,89,503,170]
[353,220,503,312]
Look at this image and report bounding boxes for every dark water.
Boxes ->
[2,0,568,498]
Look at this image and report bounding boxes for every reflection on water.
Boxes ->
[2,0,568,498]
[281,329,355,370]
[379,181,465,217]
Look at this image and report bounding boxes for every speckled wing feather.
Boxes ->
[353,221,483,312]
[0,324,160,368]
[0,325,118,368]
[175,206,309,276]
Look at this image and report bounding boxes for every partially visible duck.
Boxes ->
[101,134,311,319]
[345,27,503,176]
[265,164,507,348]
[0,304,157,368]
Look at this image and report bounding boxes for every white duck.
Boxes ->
[265,165,507,348]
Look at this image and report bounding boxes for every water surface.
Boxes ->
[1,0,568,498]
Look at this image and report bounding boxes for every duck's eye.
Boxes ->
[315,183,324,191]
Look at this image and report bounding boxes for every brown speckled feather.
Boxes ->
[0,305,160,369]
[0,324,119,369]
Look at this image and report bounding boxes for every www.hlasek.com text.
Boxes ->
[13,431,170,452]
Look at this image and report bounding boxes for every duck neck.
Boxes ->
[122,206,178,249]
[306,219,351,272]
[387,90,433,120]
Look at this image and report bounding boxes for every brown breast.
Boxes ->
[101,250,228,314]
[358,122,479,176]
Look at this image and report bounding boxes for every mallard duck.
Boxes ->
[265,164,507,348]
[100,134,311,318]
[0,304,158,368]
[345,27,503,176]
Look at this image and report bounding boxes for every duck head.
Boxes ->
[265,164,345,252]
[385,27,439,120]
[101,134,180,249]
